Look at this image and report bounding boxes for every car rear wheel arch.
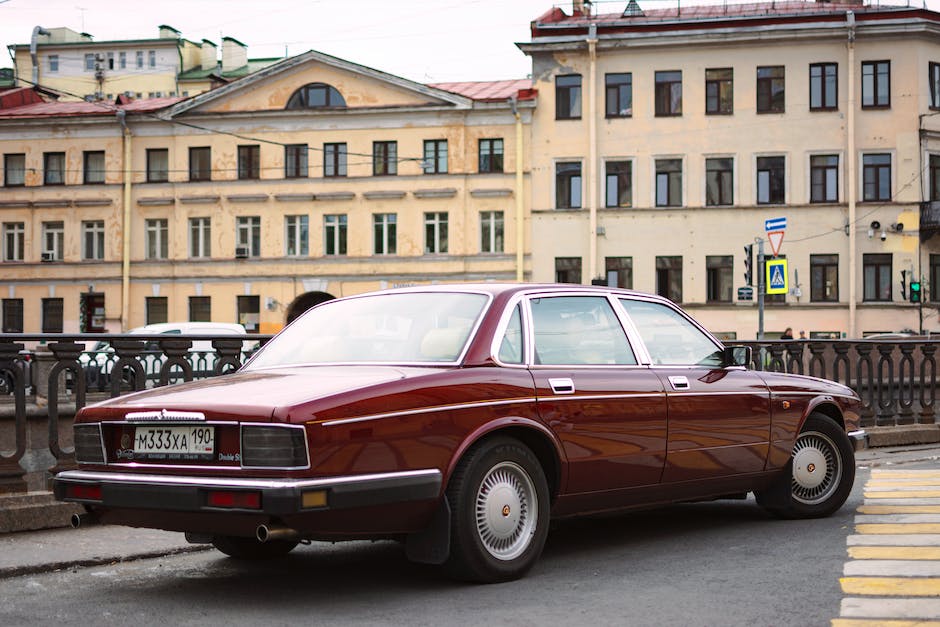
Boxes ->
[802,400,844,432]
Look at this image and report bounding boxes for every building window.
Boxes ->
[605,161,632,208]
[285,215,309,256]
[861,61,890,108]
[373,213,397,255]
[3,154,25,187]
[2,299,23,333]
[48,55,59,72]
[705,68,733,115]
[605,257,633,289]
[862,153,891,202]
[82,220,105,260]
[706,255,733,303]
[655,159,682,207]
[189,147,211,181]
[757,66,785,113]
[810,62,838,110]
[146,297,168,325]
[810,254,839,302]
[236,216,261,257]
[863,253,892,302]
[237,145,260,180]
[119,52,126,69]
[84,53,95,71]
[189,217,211,258]
[44,152,65,185]
[136,51,144,69]
[931,154,940,201]
[480,211,504,253]
[556,74,582,120]
[83,151,105,184]
[236,295,260,333]
[424,212,449,254]
[605,73,632,117]
[286,83,346,109]
[106,52,114,70]
[42,221,64,261]
[145,219,168,260]
[479,138,504,173]
[284,144,308,178]
[555,257,582,284]
[42,298,64,333]
[323,143,347,177]
[931,63,940,110]
[757,156,786,204]
[656,256,683,303]
[810,155,839,203]
[655,71,682,116]
[556,162,582,209]
[423,140,448,174]
[931,254,940,303]
[373,141,397,176]
[148,50,156,68]
[324,214,347,256]
[146,148,168,182]
[189,296,211,322]
[705,158,733,206]
[2,223,24,262]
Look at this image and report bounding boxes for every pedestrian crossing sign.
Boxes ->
[766,258,788,295]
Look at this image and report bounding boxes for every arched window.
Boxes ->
[286,83,346,109]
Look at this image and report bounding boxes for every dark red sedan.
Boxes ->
[55,284,864,582]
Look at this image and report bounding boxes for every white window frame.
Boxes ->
[82,220,105,260]
[145,218,168,260]
[480,211,504,253]
[284,215,309,256]
[236,216,261,257]
[188,217,210,258]
[652,155,685,208]
[2,222,24,262]
[42,221,64,261]
[324,214,347,256]
[373,213,396,255]
[424,212,449,254]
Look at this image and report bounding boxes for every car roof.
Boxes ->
[374,282,664,302]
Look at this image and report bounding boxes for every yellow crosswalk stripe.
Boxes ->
[865,491,940,499]
[832,620,940,626]
[872,471,940,479]
[848,547,940,560]
[857,524,940,534]
[859,506,940,515]
[867,481,940,487]
[840,576,940,596]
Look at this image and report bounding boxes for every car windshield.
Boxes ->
[245,291,489,367]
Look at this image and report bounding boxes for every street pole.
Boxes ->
[757,238,765,340]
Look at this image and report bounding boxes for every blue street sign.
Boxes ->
[766,258,788,294]
[765,217,787,232]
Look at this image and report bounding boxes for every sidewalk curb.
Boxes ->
[0,543,212,580]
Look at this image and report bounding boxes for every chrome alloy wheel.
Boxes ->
[474,461,539,561]
[791,430,842,505]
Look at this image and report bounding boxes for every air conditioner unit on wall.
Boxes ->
[234,246,249,259]
[40,252,55,262]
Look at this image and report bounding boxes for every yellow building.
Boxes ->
[0,50,533,334]
[7,25,281,101]
[520,0,940,339]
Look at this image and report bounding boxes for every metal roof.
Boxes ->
[427,79,535,102]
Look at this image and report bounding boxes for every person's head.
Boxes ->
[799,330,806,338]
[784,327,792,335]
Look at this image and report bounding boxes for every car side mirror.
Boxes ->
[723,345,751,368]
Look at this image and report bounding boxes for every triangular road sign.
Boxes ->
[767,230,785,257]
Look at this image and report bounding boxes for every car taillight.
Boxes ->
[206,490,261,509]
[74,424,105,463]
[66,484,102,500]
[241,425,308,468]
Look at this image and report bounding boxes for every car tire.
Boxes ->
[211,535,298,560]
[756,412,855,519]
[444,436,550,583]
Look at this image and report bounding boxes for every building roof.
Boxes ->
[177,58,284,82]
[427,79,535,102]
[0,95,183,119]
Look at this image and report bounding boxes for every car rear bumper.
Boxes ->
[53,468,442,516]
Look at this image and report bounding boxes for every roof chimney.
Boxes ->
[200,39,218,72]
[221,37,247,73]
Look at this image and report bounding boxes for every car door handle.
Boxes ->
[668,376,690,390]
[549,378,575,395]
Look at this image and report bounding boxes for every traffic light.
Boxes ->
[743,244,753,286]
[900,270,908,300]
[910,280,922,303]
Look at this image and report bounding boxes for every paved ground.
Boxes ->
[0,442,937,582]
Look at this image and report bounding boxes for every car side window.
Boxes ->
[530,296,637,365]
[497,304,524,364]
[619,298,723,367]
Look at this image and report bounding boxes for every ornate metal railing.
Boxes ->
[0,335,936,494]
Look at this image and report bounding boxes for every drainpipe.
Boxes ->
[30,26,50,86]
[846,11,857,339]
[117,109,132,330]
[510,95,525,282]
[587,23,598,284]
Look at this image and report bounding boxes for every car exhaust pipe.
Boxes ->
[256,524,300,543]
[70,512,98,529]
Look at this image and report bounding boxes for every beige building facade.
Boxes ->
[0,52,533,334]
[520,0,940,339]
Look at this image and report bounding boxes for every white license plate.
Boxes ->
[134,426,214,457]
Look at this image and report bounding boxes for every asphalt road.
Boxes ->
[0,473,871,626]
